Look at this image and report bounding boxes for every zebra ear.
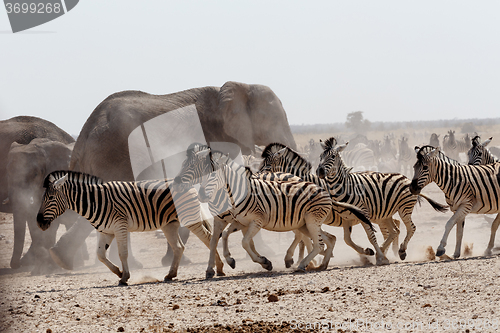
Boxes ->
[427,148,439,158]
[483,137,493,147]
[53,174,68,189]
[414,146,420,154]
[319,139,326,150]
[336,142,348,153]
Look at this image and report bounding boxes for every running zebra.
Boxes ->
[467,136,499,166]
[37,171,224,285]
[398,137,414,176]
[259,142,389,265]
[340,143,376,172]
[177,149,335,276]
[411,146,500,258]
[442,130,471,161]
[316,137,448,260]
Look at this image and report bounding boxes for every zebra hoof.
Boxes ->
[436,248,445,257]
[285,258,294,268]
[164,274,176,282]
[376,257,390,266]
[216,270,225,277]
[398,250,407,261]
[261,258,273,271]
[295,266,306,273]
[118,281,128,286]
[453,253,461,259]
[227,258,236,269]
[205,269,215,279]
[365,248,375,256]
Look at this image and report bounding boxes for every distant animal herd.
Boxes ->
[2,82,499,285]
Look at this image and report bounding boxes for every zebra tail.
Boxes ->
[334,201,375,231]
[418,194,449,213]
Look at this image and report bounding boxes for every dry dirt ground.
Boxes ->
[0,184,499,332]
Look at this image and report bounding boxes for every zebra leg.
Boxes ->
[241,222,272,271]
[485,214,500,256]
[161,221,184,281]
[317,229,336,271]
[379,218,399,255]
[391,219,401,258]
[397,212,416,260]
[436,205,471,257]
[453,218,465,259]
[284,230,304,268]
[115,227,131,286]
[221,220,244,269]
[297,222,322,272]
[96,232,122,281]
[359,221,389,265]
[185,220,225,276]
[206,216,228,279]
[343,223,373,256]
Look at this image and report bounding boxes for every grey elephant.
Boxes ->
[0,116,75,269]
[6,138,77,271]
[50,81,297,270]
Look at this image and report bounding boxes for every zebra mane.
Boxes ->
[322,137,337,150]
[261,143,312,172]
[415,145,461,165]
[186,142,210,157]
[43,170,103,188]
[471,135,481,147]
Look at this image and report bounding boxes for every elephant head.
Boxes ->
[6,138,73,269]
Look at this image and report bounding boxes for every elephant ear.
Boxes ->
[218,82,254,154]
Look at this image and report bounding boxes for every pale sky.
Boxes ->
[1,1,499,136]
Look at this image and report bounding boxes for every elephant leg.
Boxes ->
[50,216,94,270]
[162,226,191,267]
[11,211,27,269]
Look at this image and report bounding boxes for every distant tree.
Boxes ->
[346,111,371,133]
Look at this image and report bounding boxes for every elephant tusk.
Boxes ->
[2,198,9,205]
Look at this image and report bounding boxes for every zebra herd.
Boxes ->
[37,134,500,285]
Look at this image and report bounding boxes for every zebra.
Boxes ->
[258,142,389,265]
[411,145,500,258]
[316,137,449,260]
[429,133,440,147]
[173,144,372,275]
[467,136,498,166]
[340,143,376,172]
[177,149,335,276]
[442,130,471,162]
[37,171,225,285]
[398,137,414,176]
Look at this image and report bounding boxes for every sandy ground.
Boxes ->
[0,183,499,332]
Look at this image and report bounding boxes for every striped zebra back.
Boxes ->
[467,136,499,166]
[341,143,375,171]
[415,145,461,166]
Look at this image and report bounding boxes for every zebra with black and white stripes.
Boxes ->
[443,130,471,161]
[195,151,335,275]
[316,137,449,260]
[37,171,224,285]
[340,143,377,172]
[398,137,414,176]
[411,145,500,258]
[259,142,389,265]
[468,136,499,166]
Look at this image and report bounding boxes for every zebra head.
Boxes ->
[37,172,70,231]
[173,143,212,192]
[467,136,493,165]
[198,152,230,203]
[410,146,439,195]
[316,141,348,179]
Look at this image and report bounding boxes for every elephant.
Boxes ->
[0,116,75,270]
[49,81,297,271]
[6,138,78,271]
[1,116,75,214]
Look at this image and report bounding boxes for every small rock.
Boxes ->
[117,327,125,332]
[268,294,279,302]
[422,304,432,308]
[321,287,330,293]
[46,329,52,333]
[172,304,180,310]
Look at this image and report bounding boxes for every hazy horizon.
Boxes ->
[1,1,500,136]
